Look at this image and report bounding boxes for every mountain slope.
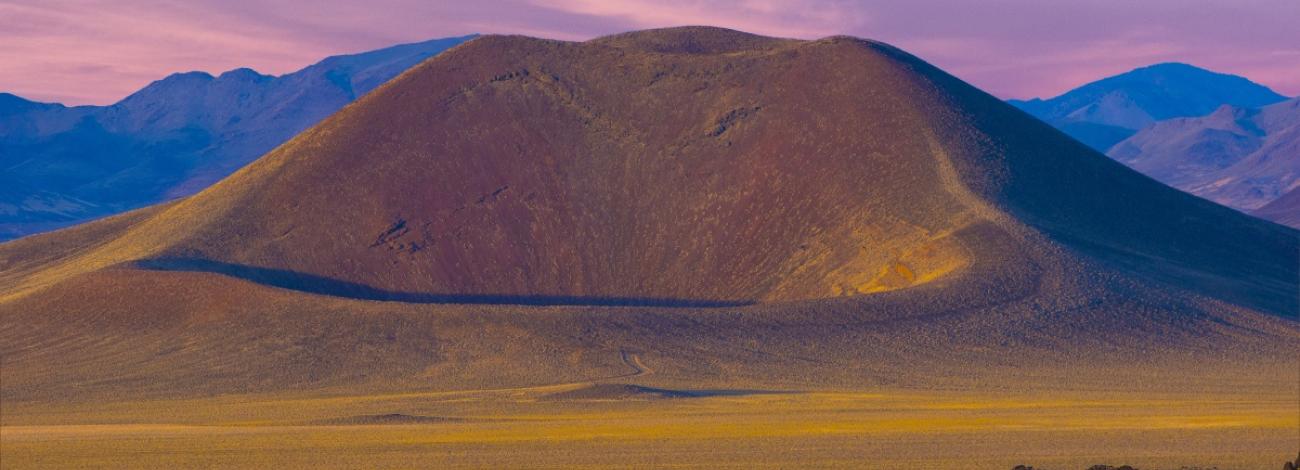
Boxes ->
[1108,97,1300,215]
[1,28,1296,406]
[0,35,475,241]
[1254,185,1300,227]
[1009,63,1288,151]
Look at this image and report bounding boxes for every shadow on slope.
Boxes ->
[539,383,785,401]
[310,414,463,425]
[130,258,754,307]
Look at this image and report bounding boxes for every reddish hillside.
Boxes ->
[0,27,1296,402]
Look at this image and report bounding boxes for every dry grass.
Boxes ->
[4,385,1297,469]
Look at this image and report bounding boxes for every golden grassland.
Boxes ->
[3,382,1297,469]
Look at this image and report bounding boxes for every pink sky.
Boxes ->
[3,0,1297,105]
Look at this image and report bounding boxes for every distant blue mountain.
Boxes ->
[1107,97,1300,218]
[1008,63,1288,151]
[0,93,61,116]
[0,35,475,241]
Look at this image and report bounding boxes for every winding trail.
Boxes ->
[618,349,653,378]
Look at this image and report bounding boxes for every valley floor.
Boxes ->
[3,378,1296,469]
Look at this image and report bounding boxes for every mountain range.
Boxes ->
[1109,97,1300,211]
[7,42,1295,243]
[1010,63,1297,227]
[0,35,475,241]
[1008,63,1288,151]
